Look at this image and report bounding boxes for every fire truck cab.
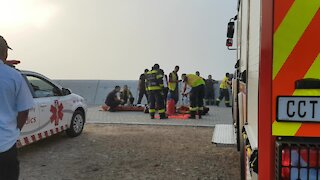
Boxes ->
[220,0,320,179]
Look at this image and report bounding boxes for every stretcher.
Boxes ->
[101,105,145,112]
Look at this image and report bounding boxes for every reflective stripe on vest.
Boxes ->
[146,70,163,91]
[186,74,205,87]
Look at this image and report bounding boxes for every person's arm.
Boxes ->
[17,110,29,130]
[5,60,21,67]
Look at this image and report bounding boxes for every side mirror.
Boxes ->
[62,88,72,96]
[227,21,235,38]
[53,87,62,96]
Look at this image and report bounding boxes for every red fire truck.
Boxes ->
[224,0,320,179]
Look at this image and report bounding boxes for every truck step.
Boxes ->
[212,124,236,146]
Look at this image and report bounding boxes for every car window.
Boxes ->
[25,75,60,98]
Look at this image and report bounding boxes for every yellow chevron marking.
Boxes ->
[273,55,320,136]
[273,0,320,79]
[272,121,301,136]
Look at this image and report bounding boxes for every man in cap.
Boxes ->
[0,35,34,180]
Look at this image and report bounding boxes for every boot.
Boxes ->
[160,113,167,119]
[150,113,155,119]
[189,111,196,119]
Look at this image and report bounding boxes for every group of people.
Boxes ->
[104,85,135,111]
[104,63,232,119]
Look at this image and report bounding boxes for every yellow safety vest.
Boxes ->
[168,72,178,91]
[220,76,229,89]
[186,74,205,87]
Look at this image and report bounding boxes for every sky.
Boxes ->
[1,0,237,80]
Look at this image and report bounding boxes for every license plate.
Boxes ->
[277,96,320,122]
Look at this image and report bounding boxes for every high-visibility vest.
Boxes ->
[168,72,178,91]
[220,76,229,89]
[186,74,205,87]
[145,70,163,91]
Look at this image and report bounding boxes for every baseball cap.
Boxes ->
[0,35,12,50]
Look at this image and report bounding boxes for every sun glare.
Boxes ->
[0,0,58,29]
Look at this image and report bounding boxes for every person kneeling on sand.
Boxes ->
[105,86,124,112]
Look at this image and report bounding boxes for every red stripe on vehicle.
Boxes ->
[16,140,22,147]
[274,0,295,31]
[24,137,29,145]
[31,135,36,142]
[44,131,49,138]
[38,133,43,140]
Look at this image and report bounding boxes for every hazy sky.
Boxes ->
[2,0,237,80]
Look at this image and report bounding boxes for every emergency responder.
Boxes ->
[168,65,180,104]
[182,73,205,119]
[160,69,169,106]
[216,73,231,107]
[105,86,123,111]
[145,64,166,119]
[0,36,34,180]
[205,75,217,105]
[137,69,149,105]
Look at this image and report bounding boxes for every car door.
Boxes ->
[19,76,39,138]
[24,75,62,134]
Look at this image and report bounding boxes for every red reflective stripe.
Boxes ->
[272,11,320,124]
[16,140,22,147]
[38,133,43,140]
[24,137,29,145]
[295,124,320,136]
[31,135,36,142]
[274,0,295,31]
[44,131,49,138]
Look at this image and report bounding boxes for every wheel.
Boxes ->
[66,110,85,137]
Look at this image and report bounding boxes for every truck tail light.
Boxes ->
[276,140,320,180]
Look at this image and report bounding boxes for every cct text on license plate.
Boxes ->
[277,96,320,122]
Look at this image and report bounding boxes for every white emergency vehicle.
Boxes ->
[17,70,87,147]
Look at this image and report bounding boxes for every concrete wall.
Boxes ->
[54,80,222,106]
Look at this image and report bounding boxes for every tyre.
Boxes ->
[66,110,85,137]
